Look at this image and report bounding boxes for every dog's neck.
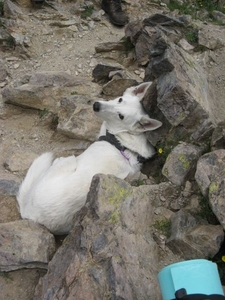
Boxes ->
[98,130,155,161]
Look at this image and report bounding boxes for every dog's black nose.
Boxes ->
[93,102,101,112]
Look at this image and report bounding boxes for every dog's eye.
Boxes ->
[118,98,123,103]
[118,113,124,120]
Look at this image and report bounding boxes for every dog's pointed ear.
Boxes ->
[124,82,152,101]
[134,115,162,132]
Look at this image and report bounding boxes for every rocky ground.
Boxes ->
[0,0,225,298]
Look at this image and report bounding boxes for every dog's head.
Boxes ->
[93,82,162,134]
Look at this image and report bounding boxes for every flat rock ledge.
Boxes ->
[0,220,56,272]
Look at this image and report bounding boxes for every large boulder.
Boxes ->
[34,174,161,299]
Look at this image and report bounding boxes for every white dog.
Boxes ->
[17,82,162,235]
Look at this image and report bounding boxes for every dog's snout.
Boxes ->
[93,102,101,112]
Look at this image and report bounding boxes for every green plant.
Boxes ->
[196,194,219,224]
[185,29,198,44]
[167,0,195,15]
[39,108,49,119]
[0,272,13,281]
[81,5,94,19]
[167,0,225,21]
[120,36,135,52]
[0,1,4,17]
[6,36,15,48]
[154,219,171,238]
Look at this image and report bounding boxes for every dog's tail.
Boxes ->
[17,152,54,208]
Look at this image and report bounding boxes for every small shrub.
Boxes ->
[196,195,219,224]
[154,219,172,238]
[81,5,94,19]
[185,29,198,44]
[39,108,49,119]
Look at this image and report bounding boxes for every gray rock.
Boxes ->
[95,41,126,53]
[125,20,143,44]
[0,220,56,271]
[2,72,101,113]
[166,209,224,259]
[211,122,225,150]
[0,179,19,196]
[3,0,24,19]
[198,26,224,50]
[29,71,78,87]
[0,195,21,223]
[209,173,225,230]
[4,150,38,172]
[102,78,138,96]
[0,28,15,51]
[0,60,10,82]
[143,13,185,27]
[92,63,122,83]
[212,10,225,23]
[134,26,157,65]
[57,95,101,141]
[34,174,161,300]
[162,142,203,186]
[0,269,46,300]
[195,149,225,197]
[2,83,56,111]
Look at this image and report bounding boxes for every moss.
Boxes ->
[106,186,131,224]
[179,154,191,169]
[209,182,219,193]
[107,187,131,207]
[109,210,120,224]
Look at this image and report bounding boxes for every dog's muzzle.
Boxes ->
[93,102,101,112]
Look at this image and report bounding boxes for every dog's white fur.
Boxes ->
[17,82,162,234]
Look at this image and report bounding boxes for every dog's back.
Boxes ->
[17,152,54,209]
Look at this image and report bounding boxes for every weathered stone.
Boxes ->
[0,28,15,50]
[143,13,185,27]
[125,20,143,44]
[57,95,102,141]
[178,38,194,53]
[209,174,225,230]
[162,142,203,186]
[49,20,77,27]
[0,195,21,223]
[134,26,157,64]
[166,209,224,259]
[102,78,138,96]
[2,84,57,111]
[212,10,225,23]
[0,220,56,271]
[148,30,168,58]
[4,150,38,172]
[195,149,225,197]
[211,122,225,150]
[34,174,161,300]
[2,73,101,112]
[95,42,126,53]
[0,179,19,196]
[0,269,46,300]
[29,71,78,87]
[3,0,24,18]
[0,60,10,82]
[198,26,224,50]
[92,63,122,83]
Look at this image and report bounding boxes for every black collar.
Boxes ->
[98,131,148,163]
